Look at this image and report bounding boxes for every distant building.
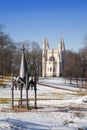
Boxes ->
[42,37,65,77]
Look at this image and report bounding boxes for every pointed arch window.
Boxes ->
[49,56,55,61]
[50,68,52,72]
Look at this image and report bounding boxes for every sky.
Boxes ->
[0,0,87,52]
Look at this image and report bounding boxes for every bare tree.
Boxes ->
[0,26,17,76]
[78,47,87,87]
[63,50,82,86]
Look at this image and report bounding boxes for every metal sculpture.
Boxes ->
[11,45,37,109]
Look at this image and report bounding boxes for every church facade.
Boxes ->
[42,37,65,77]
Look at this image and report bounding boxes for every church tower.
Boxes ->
[58,37,65,76]
[42,37,65,77]
[42,38,49,77]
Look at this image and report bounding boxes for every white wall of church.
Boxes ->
[42,37,65,77]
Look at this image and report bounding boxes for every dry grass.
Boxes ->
[14,97,64,102]
[0,98,11,104]
[0,76,11,87]
[72,91,87,96]
[0,79,4,85]
[8,106,42,112]
[0,76,11,80]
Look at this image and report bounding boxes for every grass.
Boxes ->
[0,79,4,85]
[9,106,43,112]
[0,76,11,87]
[72,91,87,97]
[0,98,11,104]
[14,97,64,102]
[0,76,11,83]
[0,76,11,80]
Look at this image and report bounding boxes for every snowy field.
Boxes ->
[0,78,87,130]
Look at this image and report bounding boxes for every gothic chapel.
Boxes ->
[42,37,65,77]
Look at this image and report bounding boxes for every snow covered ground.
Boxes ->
[0,78,87,130]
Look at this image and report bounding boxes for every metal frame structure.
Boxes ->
[11,45,37,109]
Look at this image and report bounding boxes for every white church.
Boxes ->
[42,37,65,77]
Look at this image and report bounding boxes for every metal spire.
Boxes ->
[19,44,28,80]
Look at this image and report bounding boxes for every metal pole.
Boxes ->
[20,85,23,108]
[12,88,14,108]
[26,73,29,109]
[11,76,14,108]
[34,70,37,109]
[34,83,37,109]
[26,89,28,109]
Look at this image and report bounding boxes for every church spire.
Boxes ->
[58,36,65,52]
[43,37,49,50]
[62,38,65,51]
[46,37,49,49]
[59,36,62,51]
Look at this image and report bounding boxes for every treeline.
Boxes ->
[0,25,87,86]
[63,46,87,87]
[0,26,42,77]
